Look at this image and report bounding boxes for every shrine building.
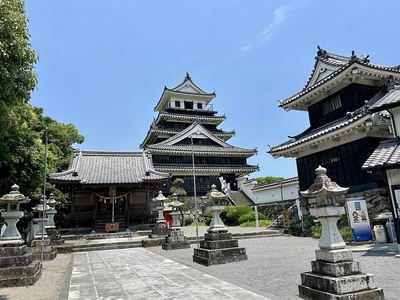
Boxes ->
[49,150,169,232]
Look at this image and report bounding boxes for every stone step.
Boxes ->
[71,241,142,252]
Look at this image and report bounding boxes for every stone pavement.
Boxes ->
[59,227,400,300]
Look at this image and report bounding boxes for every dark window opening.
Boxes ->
[322,95,342,115]
[184,101,194,109]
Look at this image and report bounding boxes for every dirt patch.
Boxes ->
[0,253,71,300]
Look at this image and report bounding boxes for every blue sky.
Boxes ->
[25,0,400,179]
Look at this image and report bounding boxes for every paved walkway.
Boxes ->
[59,227,400,300]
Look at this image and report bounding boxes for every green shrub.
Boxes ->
[225,206,253,226]
[310,224,322,238]
[204,211,213,226]
[339,226,352,242]
[289,215,316,237]
[238,211,266,224]
[240,219,273,227]
[184,217,193,226]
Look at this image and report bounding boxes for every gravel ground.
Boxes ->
[0,232,398,300]
[149,235,400,300]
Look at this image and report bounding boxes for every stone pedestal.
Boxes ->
[193,232,247,266]
[0,245,41,287]
[299,248,384,299]
[30,238,57,261]
[46,228,65,245]
[299,166,385,299]
[162,228,191,250]
[148,222,169,238]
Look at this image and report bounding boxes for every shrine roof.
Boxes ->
[362,138,400,171]
[48,150,169,185]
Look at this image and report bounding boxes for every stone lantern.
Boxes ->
[32,198,51,237]
[193,185,247,266]
[298,166,384,299]
[154,190,167,224]
[0,184,30,246]
[161,193,190,250]
[148,191,169,238]
[205,184,229,233]
[45,193,58,229]
[168,194,183,229]
[300,165,349,250]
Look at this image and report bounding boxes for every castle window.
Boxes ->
[184,101,194,109]
[175,101,181,108]
[322,95,342,115]
[319,148,340,165]
[197,103,203,109]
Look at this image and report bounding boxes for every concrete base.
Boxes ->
[193,231,247,266]
[149,224,169,238]
[299,249,384,299]
[46,228,65,245]
[0,245,42,287]
[162,229,190,251]
[30,238,57,261]
[299,284,384,300]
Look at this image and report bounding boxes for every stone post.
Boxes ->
[298,166,384,299]
[162,196,190,250]
[193,185,247,266]
[148,191,169,238]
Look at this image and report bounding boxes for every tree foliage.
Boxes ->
[254,176,285,186]
[0,1,84,201]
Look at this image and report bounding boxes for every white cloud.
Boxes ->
[241,5,291,52]
[241,44,252,52]
[259,6,290,41]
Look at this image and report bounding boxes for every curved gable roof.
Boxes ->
[154,73,216,111]
[145,121,257,156]
[49,150,169,185]
[279,46,400,111]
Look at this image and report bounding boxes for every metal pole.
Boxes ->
[40,127,48,267]
[191,135,199,247]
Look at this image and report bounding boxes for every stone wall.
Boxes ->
[346,187,391,221]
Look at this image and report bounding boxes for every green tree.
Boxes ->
[254,176,285,186]
[0,1,84,202]
[169,178,188,226]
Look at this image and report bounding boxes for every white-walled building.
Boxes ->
[236,176,299,205]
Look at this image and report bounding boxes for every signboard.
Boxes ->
[282,209,290,228]
[346,197,373,241]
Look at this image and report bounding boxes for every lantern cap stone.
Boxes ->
[300,165,348,198]
[0,184,30,203]
[207,184,226,199]
[32,203,51,212]
[153,190,167,202]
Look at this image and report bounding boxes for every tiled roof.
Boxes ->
[280,47,400,108]
[49,150,169,185]
[153,163,259,173]
[156,111,226,124]
[362,138,400,170]
[369,85,400,112]
[146,121,257,156]
[269,111,369,154]
[147,144,257,156]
